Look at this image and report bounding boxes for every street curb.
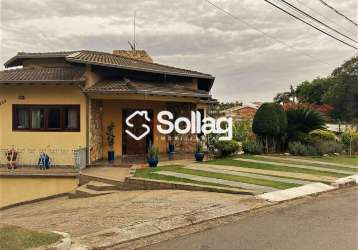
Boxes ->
[47,231,71,250]
[332,174,358,188]
[256,183,337,202]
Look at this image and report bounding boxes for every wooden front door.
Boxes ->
[123,109,153,155]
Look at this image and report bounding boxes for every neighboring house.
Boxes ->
[223,103,261,121]
[326,123,354,133]
[0,50,215,166]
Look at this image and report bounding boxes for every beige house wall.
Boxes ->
[0,176,78,208]
[0,85,87,166]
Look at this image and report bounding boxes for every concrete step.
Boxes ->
[86,181,120,191]
[79,174,125,187]
[69,185,117,199]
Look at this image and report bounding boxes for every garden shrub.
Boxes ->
[288,142,309,156]
[215,140,241,157]
[341,129,358,155]
[242,140,264,155]
[286,107,325,142]
[252,103,287,152]
[309,129,336,141]
[233,120,254,142]
[313,140,344,155]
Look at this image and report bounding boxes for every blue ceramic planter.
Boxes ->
[195,152,204,162]
[108,151,115,162]
[148,157,158,167]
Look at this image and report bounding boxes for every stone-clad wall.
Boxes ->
[90,100,103,163]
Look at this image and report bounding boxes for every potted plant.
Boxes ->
[148,144,159,167]
[195,141,205,162]
[106,122,115,162]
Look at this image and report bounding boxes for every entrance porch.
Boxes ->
[88,95,208,165]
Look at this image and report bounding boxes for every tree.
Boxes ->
[324,56,358,122]
[285,107,325,142]
[274,92,291,103]
[274,85,296,104]
[295,78,334,105]
[252,103,287,153]
[274,55,358,123]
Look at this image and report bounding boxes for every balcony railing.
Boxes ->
[0,147,87,171]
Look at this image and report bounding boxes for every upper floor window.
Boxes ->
[13,105,80,131]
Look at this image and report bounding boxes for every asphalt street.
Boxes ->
[141,187,358,250]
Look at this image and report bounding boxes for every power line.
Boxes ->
[264,0,358,50]
[293,0,357,38]
[204,0,332,67]
[317,0,358,27]
[276,0,358,44]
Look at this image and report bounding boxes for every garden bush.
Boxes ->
[233,120,254,142]
[313,140,344,155]
[341,128,358,155]
[288,142,309,156]
[215,140,241,157]
[309,129,336,141]
[252,103,287,152]
[242,140,264,154]
[286,107,325,142]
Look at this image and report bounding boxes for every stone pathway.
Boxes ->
[233,158,354,175]
[156,171,278,193]
[188,163,336,183]
[256,155,358,169]
[185,165,312,185]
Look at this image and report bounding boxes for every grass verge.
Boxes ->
[207,158,346,178]
[134,165,231,188]
[239,155,358,172]
[289,155,358,166]
[135,165,299,190]
[0,224,61,250]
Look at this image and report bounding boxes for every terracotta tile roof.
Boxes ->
[66,51,214,79]
[0,67,85,84]
[4,51,78,68]
[84,78,211,98]
[5,50,214,80]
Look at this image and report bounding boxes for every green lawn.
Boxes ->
[134,165,299,190]
[239,155,358,172]
[134,165,231,188]
[0,224,61,250]
[207,158,346,178]
[290,155,358,166]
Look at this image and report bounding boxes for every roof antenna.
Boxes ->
[128,11,136,51]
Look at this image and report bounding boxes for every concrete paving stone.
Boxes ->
[233,158,354,175]
[76,198,269,249]
[189,163,336,183]
[185,165,312,185]
[257,183,336,202]
[156,171,278,193]
[256,155,358,169]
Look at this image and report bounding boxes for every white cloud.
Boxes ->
[1,0,357,102]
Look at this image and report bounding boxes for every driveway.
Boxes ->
[0,190,264,238]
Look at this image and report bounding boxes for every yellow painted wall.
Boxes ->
[0,85,87,165]
[101,99,168,157]
[0,176,78,208]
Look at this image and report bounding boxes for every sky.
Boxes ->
[1,0,357,103]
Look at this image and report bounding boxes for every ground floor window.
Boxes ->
[13,105,80,131]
